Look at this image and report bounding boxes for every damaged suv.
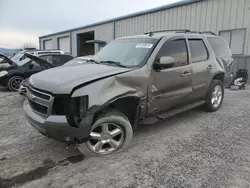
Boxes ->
[24,30,233,156]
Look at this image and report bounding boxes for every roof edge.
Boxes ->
[39,0,201,39]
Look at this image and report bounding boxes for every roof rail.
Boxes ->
[145,29,191,35]
[199,31,217,35]
[144,29,217,36]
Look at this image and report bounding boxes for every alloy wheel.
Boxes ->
[211,85,223,108]
[10,78,23,91]
[86,123,125,155]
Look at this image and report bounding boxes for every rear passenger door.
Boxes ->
[187,37,212,100]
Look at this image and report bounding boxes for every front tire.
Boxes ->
[7,76,24,91]
[77,109,133,156]
[204,79,224,112]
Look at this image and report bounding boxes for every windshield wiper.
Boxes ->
[100,60,127,68]
[86,59,100,64]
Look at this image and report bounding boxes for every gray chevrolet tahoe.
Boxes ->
[24,30,233,156]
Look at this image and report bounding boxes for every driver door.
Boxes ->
[147,37,193,115]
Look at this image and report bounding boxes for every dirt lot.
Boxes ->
[0,87,250,188]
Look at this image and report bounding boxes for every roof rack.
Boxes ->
[199,31,217,35]
[145,29,191,35]
[144,29,217,36]
[35,49,62,51]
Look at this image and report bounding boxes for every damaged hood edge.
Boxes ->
[28,63,132,94]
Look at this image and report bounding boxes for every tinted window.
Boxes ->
[189,39,208,63]
[54,55,73,66]
[30,61,40,67]
[158,39,188,67]
[40,56,53,64]
[207,37,231,57]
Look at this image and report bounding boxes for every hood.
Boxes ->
[29,63,131,94]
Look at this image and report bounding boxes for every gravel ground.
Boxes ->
[0,87,250,188]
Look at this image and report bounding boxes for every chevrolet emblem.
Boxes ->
[27,92,35,101]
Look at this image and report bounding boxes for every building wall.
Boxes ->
[71,22,113,56]
[40,0,250,57]
[115,0,250,56]
[40,32,70,50]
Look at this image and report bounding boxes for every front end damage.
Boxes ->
[24,65,150,144]
[71,65,150,127]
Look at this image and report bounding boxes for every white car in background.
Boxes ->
[11,49,65,62]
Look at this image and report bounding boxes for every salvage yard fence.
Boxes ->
[232,55,250,81]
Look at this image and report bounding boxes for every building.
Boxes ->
[39,0,250,73]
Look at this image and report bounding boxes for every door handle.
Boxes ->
[181,71,192,77]
[207,65,213,70]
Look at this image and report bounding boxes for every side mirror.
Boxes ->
[29,63,34,69]
[153,56,175,70]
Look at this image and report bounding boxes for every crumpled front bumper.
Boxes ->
[23,99,93,143]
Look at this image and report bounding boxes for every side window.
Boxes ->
[0,57,6,63]
[54,55,72,66]
[40,56,53,64]
[0,57,11,68]
[30,61,40,67]
[188,39,208,63]
[207,37,231,58]
[158,39,188,67]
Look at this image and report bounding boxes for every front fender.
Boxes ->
[71,66,149,114]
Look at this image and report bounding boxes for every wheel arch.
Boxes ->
[93,96,141,130]
[212,72,225,83]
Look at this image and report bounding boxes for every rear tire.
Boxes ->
[204,79,224,112]
[77,109,133,157]
[7,76,24,91]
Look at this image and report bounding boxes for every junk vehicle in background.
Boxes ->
[18,56,92,95]
[230,69,248,90]
[0,53,73,91]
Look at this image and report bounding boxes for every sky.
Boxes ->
[0,0,181,49]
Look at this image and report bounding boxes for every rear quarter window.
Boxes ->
[207,37,232,57]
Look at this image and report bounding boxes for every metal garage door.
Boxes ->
[59,37,70,53]
[44,40,52,50]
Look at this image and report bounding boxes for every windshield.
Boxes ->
[63,58,89,66]
[93,38,157,67]
[15,57,32,66]
[11,51,26,62]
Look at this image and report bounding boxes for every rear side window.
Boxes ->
[158,39,188,67]
[188,39,208,63]
[207,37,231,57]
[40,55,53,64]
[54,55,73,66]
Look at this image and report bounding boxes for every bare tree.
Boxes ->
[22,42,36,50]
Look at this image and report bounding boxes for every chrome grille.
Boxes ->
[27,86,53,116]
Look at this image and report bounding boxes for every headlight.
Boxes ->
[66,96,89,127]
[53,95,88,127]
[0,71,8,77]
